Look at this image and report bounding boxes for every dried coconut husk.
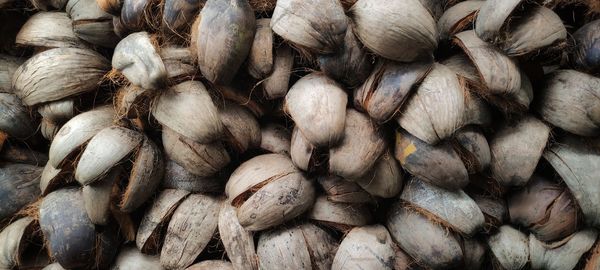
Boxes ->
[160,194,220,269]
[257,222,337,270]
[350,0,437,62]
[0,55,23,93]
[188,261,234,270]
[136,189,190,253]
[15,12,86,49]
[0,93,36,139]
[463,238,486,270]
[48,106,114,168]
[113,246,162,269]
[462,88,493,127]
[536,69,600,136]
[585,240,600,269]
[113,16,130,38]
[162,159,223,193]
[39,188,115,269]
[395,129,468,191]
[113,32,167,90]
[248,18,273,80]
[162,0,201,36]
[271,0,347,54]
[543,136,600,228]
[120,0,155,31]
[355,60,432,123]
[0,217,36,269]
[453,126,491,174]
[453,30,524,110]
[29,0,68,10]
[218,203,258,270]
[401,177,484,236]
[438,1,483,41]
[120,136,164,212]
[67,0,120,48]
[508,175,580,242]
[219,101,261,154]
[0,143,48,166]
[41,119,59,141]
[259,123,291,155]
[530,229,597,270]
[262,44,294,99]
[160,46,196,81]
[82,167,120,225]
[502,6,566,56]
[386,203,464,269]
[318,175,372,203]
[474,0,523,43]
[308,196,372,230]
[396,63,467,144]
[289,126,317,172]
[97,0,122,16]
[487,225,530,270]
[40,162,67,195]
[152,80,223,143]
[329,109,387,179]
[225,154,316,231]
[161,126,230,177]
[572,19,600,73]
[74,126,143,185]
[0,163,42,221]
[352,151,403,198]
[284,73,347,147]
[195,0,255,85]
[248,0,276,12]
[318,27,374,87]
[115,84,151,119]
[489,116,551,187]
[331,225,396,270]
[38,99,74,123]
[442,53,481,84]
[473,195,507,232]
[12,47,110,106]
[215,85,266,118]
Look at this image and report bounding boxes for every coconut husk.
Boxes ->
[12,47,110,106]
[0,93,36,139]
[113,16,131,38]
[508,175,580,242]
[248,18,273,80]
[0,163,42,222]
[318,175,372,203]
[195,0,255,85]
[530,229,597,270]
[536,69,600,136]
[188,261,235,270]
[308,196,373,229]
[249,0,276,12]
[438,1,483,40]
[75,126,143,185]
[257,223,337,270]
[284,73,347,147]
[329,109,387,179]
[473,195,507,232]
[161,126,230,177]
[453,126,491,174]
[0,55,23,93]
[97,0,122,16]
[0,217,36,269]
[262,44,294,99]
[15,12,86,49]
[332,225,396,270]
[463,238,486,270]
[502,6,567,56]
[67,0,120,48]
[318,27,374,87]
[442,53,481,84]
[38,99,74,123]
[152,80,223,143]
[113,32,167,90]
[120,137,164,212]
[120,0,154,31]
[474,0,523,42]
[219,101,261,154]
[462,89,493,127]
[271,0,347,54]
[396,63,466,144]
[489,116,551,187]
[289,126,318,172]
[82,167,120,225]
[218,203,258,270]
[162,0,201,36]
[115,85,151,119]
[113,246,162,269]
[487,225,530,270]
[352,151,403,199]
[395,129,468,191]
[0,143,48,166]
[386,203,464,269]
[160,46,197,81]
[161,159,223,193]
[39,162,66,195]
[355,60,432,123]
[572,19,600,73]
[350,0,437,62]
[160,194,220,269]
[48,106,114,169]
[40,119,59,141]
[259,124,291,155]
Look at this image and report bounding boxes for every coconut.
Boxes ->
[350,0,437,62]
[289,126,317,172]
[162,0,201,35]
[0,55,23,93]
[271,0,347,53]
[0,144,48,166]
[82,167,120,225]
[438,1,483,41]
[530,229,597,270]
[248,18,273,80]
[0,163,42,221]
[285,73,348,147]
[218,203,258,270]
[352,151,403,198]
[112,32,167,90]
[262,44,294,99]
[256,223,337,270]
[40,162,65,195]
[318,175,372,203]
[331,225,396,270]
[195,0,255,85]
[318,28,374,87]
[474,0,523,42]
[67,0,120,48]
[159,46,196,80]
[487,225,530,270]
[161,159,223,193]
[112,246,162,270]
[355,60,432,123]
[12,47,110,106]
[219,101,261,154]
[453,126,491,174]
[502,6,566,56]
[120,0,152,31]
[572,19,600,73]
[308,196,373,230]
[474,195,507,231]
[0,217,37,269]
[259,124,291,155]
[15,12,86,49]
[97,0,122,15]
[0,93,36,139]
[188,261,235,270]
[38,99,74,123]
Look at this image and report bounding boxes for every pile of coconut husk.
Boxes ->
[0,0,600,269]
